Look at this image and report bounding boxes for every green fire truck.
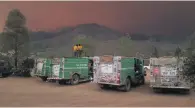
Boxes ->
[93,55,146,92]
[47,57,94,85]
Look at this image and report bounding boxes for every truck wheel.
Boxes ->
[70,74,79,85]
[41,76,48,82]
[123,78,131,92]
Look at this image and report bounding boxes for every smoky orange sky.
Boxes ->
[1,1,195,36]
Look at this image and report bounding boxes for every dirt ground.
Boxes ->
[0,71,195,107]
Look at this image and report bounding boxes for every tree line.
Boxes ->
[130,34,187,43]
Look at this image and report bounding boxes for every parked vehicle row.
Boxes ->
[33,55,146,92]
[2,55,190,93]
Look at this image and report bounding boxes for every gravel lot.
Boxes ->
[0,72,194,107]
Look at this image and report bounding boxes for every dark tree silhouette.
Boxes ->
[2,9,30,69]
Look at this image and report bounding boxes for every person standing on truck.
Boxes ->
[73,44,78,57]
[78,44,83,57]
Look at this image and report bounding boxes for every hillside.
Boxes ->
[2,23,189,58]
[30,23,123,41]
[30,23,124,51]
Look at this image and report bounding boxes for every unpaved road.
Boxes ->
[0,73,195,107]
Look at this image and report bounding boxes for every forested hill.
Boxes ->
[0,23,190,57]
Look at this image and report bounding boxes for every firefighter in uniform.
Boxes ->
[78,44,83,57]
[73,44,78,57]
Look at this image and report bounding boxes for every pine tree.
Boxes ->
[2,9,30,69]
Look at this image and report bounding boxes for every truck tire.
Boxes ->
[123,78,131,92]
[41,76,48,82]
[70,74,79,85]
